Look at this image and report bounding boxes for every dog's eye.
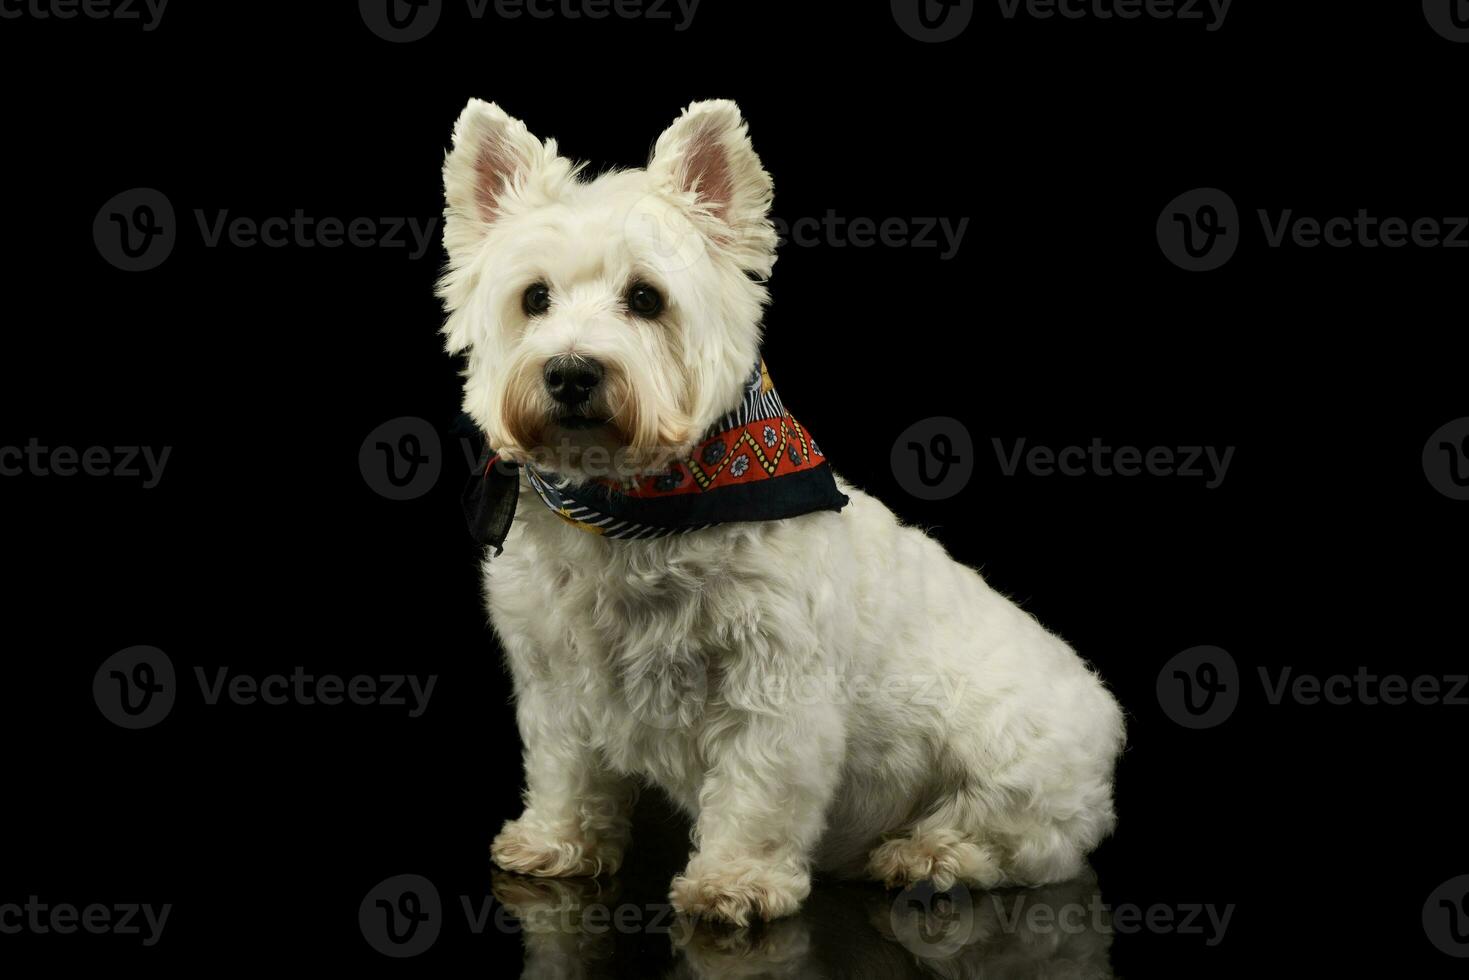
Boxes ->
[627,283,664,319]
[523,282,552,316]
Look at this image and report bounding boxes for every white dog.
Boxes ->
[439,98,1125,926]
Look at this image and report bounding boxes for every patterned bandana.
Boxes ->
[461,360,849,552]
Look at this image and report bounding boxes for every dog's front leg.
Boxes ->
[669,700,845,926]
[491,674,635,878]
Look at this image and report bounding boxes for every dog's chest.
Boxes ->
[490,519,766,793]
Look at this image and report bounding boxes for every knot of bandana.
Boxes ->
[461,360,849,552]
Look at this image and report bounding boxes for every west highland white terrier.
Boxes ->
[439,98,1125,926]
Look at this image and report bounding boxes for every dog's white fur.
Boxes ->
[439,98,1125,926]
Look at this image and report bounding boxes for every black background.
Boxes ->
[3,1,1467,975]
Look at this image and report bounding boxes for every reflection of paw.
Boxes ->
[491,818,621,878]
[669,855,809,927]
[490,869,615,910]
[868,831,1002,891]
[490,870,621,936]
[676,916,813,978]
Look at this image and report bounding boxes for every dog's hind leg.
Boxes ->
[867,775,1108,891]
[866,790,1006,891]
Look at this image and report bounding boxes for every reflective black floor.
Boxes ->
[493,868,1113,979]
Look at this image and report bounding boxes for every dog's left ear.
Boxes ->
[648,100,777,276]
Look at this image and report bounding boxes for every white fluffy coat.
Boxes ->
[438,98,1125,926]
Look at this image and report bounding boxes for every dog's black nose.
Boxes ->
[544,356,604,405]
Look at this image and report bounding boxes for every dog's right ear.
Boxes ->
[439,101,568,353]
[443,100,562,247]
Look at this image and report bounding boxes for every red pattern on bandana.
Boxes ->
[600,411,827,498]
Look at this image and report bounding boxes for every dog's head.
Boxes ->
[438,99,777,480]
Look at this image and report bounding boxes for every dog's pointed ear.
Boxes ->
[440,100,568,353]
[647,100,777,275]
[443,99,560,244]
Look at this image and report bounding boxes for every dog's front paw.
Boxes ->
[669,854,809,926]
[491,818,621,878]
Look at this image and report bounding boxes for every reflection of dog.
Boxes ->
[490,874,622,975]
[442,98,1125,926]
[492,871,1115,980]
[874,873,1114,980]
